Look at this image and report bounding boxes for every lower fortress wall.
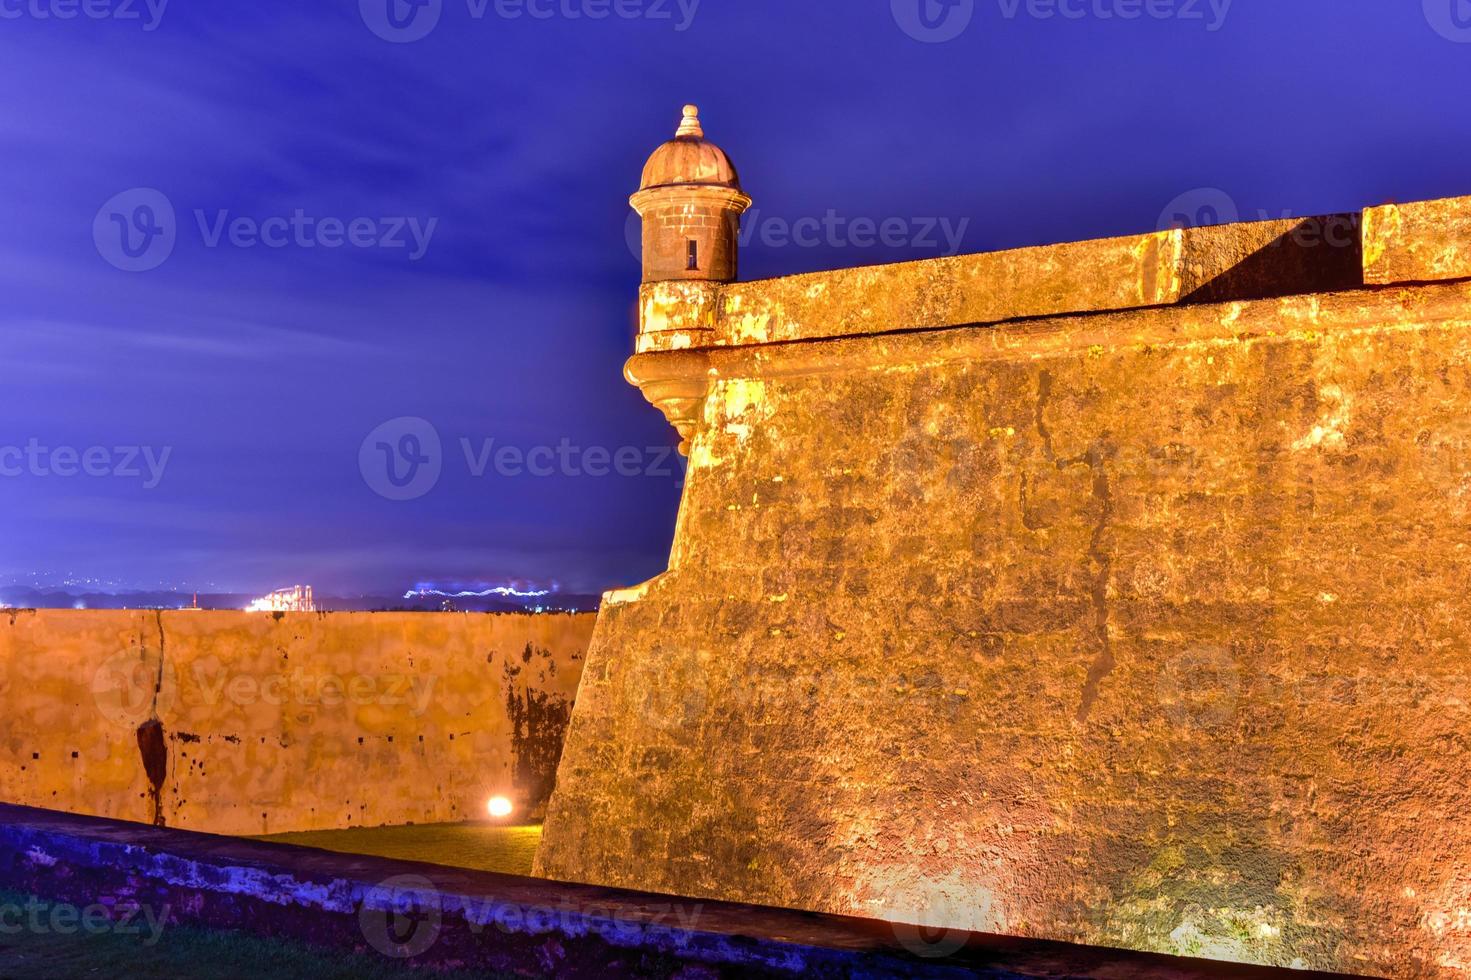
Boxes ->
[539,257,1471,975]
[0,609,594,836]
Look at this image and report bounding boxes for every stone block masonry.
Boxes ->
[0,609,593,835]
[540,187,1471,979]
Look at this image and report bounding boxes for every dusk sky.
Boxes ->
[2,1,1469,599]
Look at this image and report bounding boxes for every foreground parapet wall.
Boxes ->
[0,802,1348,979]
[0,609,593,835]
[540,196,1471,978]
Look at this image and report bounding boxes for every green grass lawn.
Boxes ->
[256,822,543,876]
[0,889,502,980]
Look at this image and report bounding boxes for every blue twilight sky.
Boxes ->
[1,0,1469,598]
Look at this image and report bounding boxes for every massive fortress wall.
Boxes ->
[0,609,593,835]
[539,197,1471,977]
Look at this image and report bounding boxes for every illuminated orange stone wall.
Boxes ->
[540,199,1471,978]
[0,609,593,835]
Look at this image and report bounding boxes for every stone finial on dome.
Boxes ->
[676,104,704,139]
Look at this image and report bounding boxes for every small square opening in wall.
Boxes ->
[687,239,699,271]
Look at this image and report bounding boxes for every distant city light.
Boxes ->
[487,796,513,819]
[245,585,316,613]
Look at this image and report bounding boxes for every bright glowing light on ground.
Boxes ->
[487,796,513,819]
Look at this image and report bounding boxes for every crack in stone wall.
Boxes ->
[1034,370,1117,722]
[136,609,171,826]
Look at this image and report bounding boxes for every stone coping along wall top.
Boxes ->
[634,195,1470,354]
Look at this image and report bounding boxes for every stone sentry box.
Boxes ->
[540,104,1471,980]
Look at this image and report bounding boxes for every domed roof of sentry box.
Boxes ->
[638,105,743,192]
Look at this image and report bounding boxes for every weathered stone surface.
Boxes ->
[0,609,593,835]
[635,213,1372,358]
[637,280,722,353]
[1364,196,1471,286]
[718,229,1183,346]
[542,254,1471,978]
[1177,214,1361,303]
